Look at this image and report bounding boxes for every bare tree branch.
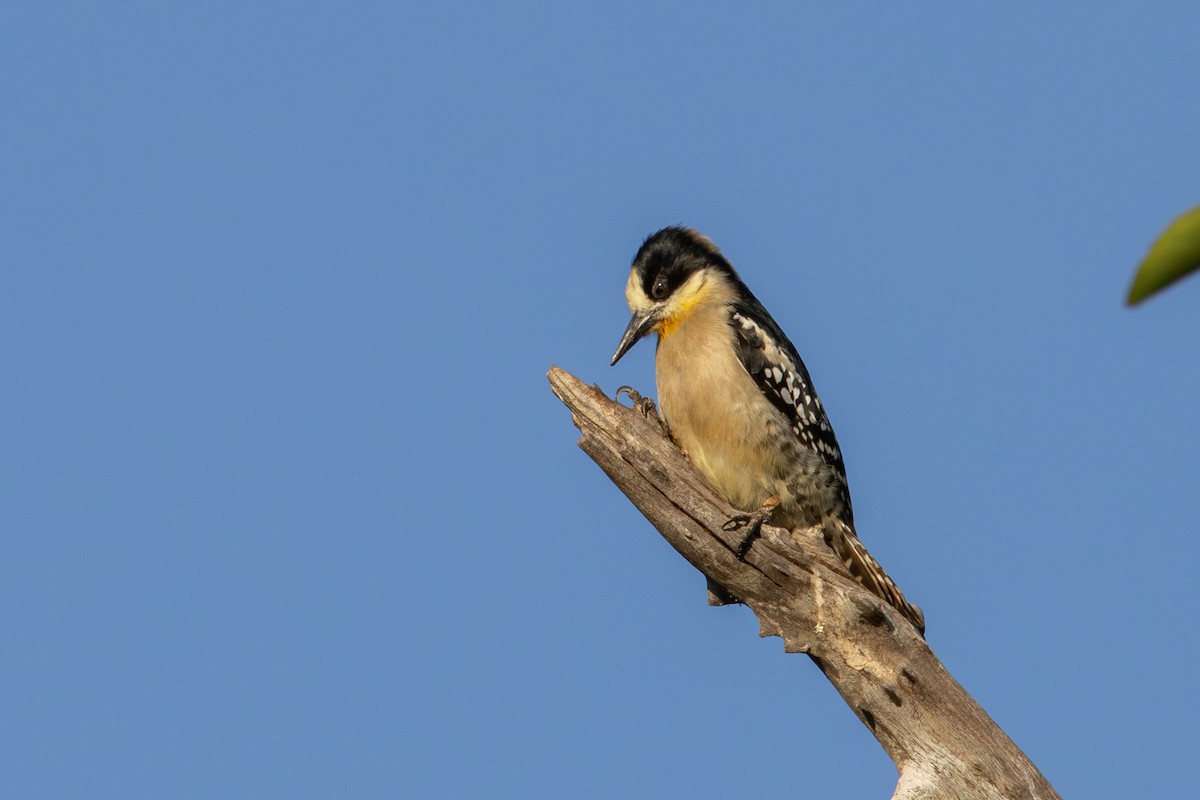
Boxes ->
[548,365,1060,800]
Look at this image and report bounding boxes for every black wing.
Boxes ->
[728,302,847,476]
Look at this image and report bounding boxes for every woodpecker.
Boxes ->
[610,226,925,634]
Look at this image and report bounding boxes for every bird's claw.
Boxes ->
[615,386,667,433]
[615,385,650,412]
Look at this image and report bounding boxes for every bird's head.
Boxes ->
[610,226,736,365]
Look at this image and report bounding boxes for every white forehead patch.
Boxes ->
[625,266,653,313]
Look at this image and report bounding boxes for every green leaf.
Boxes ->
[1127,203,1200,306]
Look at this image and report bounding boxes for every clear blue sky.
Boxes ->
[3,3,1198,797]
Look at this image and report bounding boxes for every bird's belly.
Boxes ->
[655,327,843,529]
[656,342,786,512]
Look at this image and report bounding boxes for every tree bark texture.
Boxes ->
[548,365,1060,800]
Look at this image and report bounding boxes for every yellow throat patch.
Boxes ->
[653,277,710,337]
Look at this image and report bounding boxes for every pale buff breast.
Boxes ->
[655,304,790,512]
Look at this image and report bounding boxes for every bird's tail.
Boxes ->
[825,519,926,636]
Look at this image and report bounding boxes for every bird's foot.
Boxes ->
[615,385,655,416]
[615,386,668,436]
[722,496,781,558]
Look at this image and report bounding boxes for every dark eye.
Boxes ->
[651,274,670,300]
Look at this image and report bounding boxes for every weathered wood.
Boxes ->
[548,365,1060,800]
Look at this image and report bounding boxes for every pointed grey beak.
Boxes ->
[610,309,656,366]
